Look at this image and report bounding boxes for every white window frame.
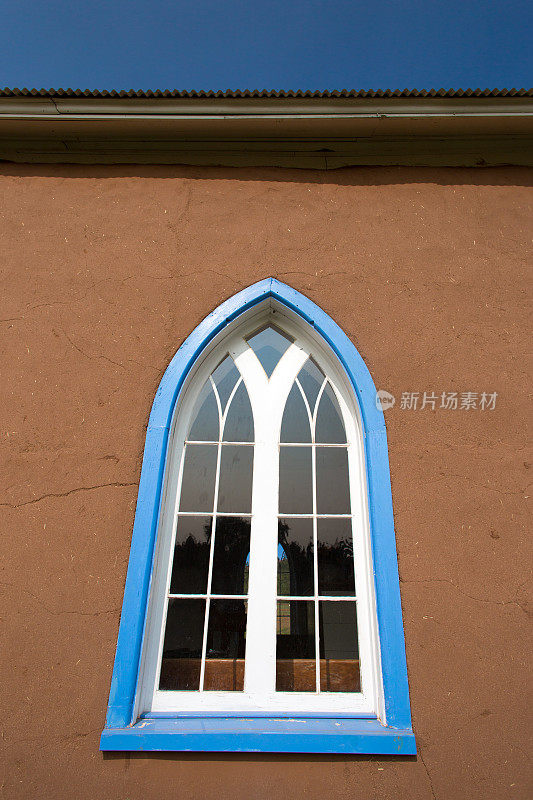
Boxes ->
[135,303,384,719]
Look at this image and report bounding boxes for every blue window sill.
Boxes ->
[100,716,416,754]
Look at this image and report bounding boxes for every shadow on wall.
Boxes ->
[0,163,531,187]
[102,751,418,764]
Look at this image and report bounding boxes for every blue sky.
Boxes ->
[1,0,531,91]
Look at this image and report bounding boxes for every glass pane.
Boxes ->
[297,358,325,415]
[315,383,346,444]
[246,326,292,378]
[280,382,311,443]
[276,601,316,692]
[211,517,251,595]
[223,380,254,442]
[278,518,314,596]
[315,447,351,515]
[279,446,312,514]
[179,444,218,512]
[317,518,355,596]
[319,601,360,692]
[217,445,253,513]
[159,598,205,690]
[170,515,212,594]
[212,356,240,413]
[188,380,219,441]
[204,599,247,691]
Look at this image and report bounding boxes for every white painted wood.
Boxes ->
[231,338,308,696]
[151,688,373,714]
[135,302,384,718]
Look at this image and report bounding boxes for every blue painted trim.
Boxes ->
[140,711,379,720]
[102,278,414,752]
[100,718,416,755]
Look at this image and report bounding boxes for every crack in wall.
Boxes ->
[419,751,437,800]
[0,582,120,618]
[399,576,530,615]
[0,481,136,509]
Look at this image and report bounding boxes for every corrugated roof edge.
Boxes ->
[1,87,532,98]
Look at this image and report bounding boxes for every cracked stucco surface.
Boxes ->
[0,163,531,800]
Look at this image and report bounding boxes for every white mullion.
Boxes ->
[311,428,320,695]
[277,513,353,518]
[232,340,308,697]
[295,377,313,437]
[275,442,347,447]
[312,378,328,693]
[187,440,254,446]
[221,375,243,437]
[209,374,223,424]
[313,377,328,428]
[178,511,252,517]
[169,594,248,600]
[278,595,357,602]
[198,379,224,692]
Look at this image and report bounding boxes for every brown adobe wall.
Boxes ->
[0,163,531,800]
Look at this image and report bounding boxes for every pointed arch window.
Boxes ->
[100,280,415,754]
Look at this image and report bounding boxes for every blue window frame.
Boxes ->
[100,279,415,754]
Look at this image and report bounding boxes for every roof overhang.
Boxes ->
[1,94,532,167]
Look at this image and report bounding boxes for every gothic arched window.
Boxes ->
[101,280,415,754]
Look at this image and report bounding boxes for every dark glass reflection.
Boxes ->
[280,383,311,443]
[179,444,218,512]
[223,381,254,442]
[204,599,247,691]
[159,598,205,690]
[276,600,316,691]
[297,359,325,414]
[211,517,251,595]
[319,601,360,692]
[279,446,313,513]
[188,381,219,441]
[317,518,355,596]
[315,383,346,444]
[212,356,240,413]
[278,518,314,596]
[217,445,253,513]
[315,447,351,514]
[246,326,292,377]
[170,516,212,594]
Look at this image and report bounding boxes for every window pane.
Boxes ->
[204,599,247,691]
[170,515,212,594]
[317,518,355,596]
[217,446,253,513]
[276,600,316,691]
[279,446,313,514]
[212,356,240,413]
[223,380,254,442]
[297,358,325,415]
[319,601,360,692]
[315,383,346,444]
[159,598,205,690]
[315,447,351,514]
[280,383,311,443]
[188,380,219,441]
[246,326,292,378]
[179,444,218,512]
[278,518,314,596]
[211,517,251,595]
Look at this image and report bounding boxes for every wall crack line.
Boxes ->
[0,481,136,508]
